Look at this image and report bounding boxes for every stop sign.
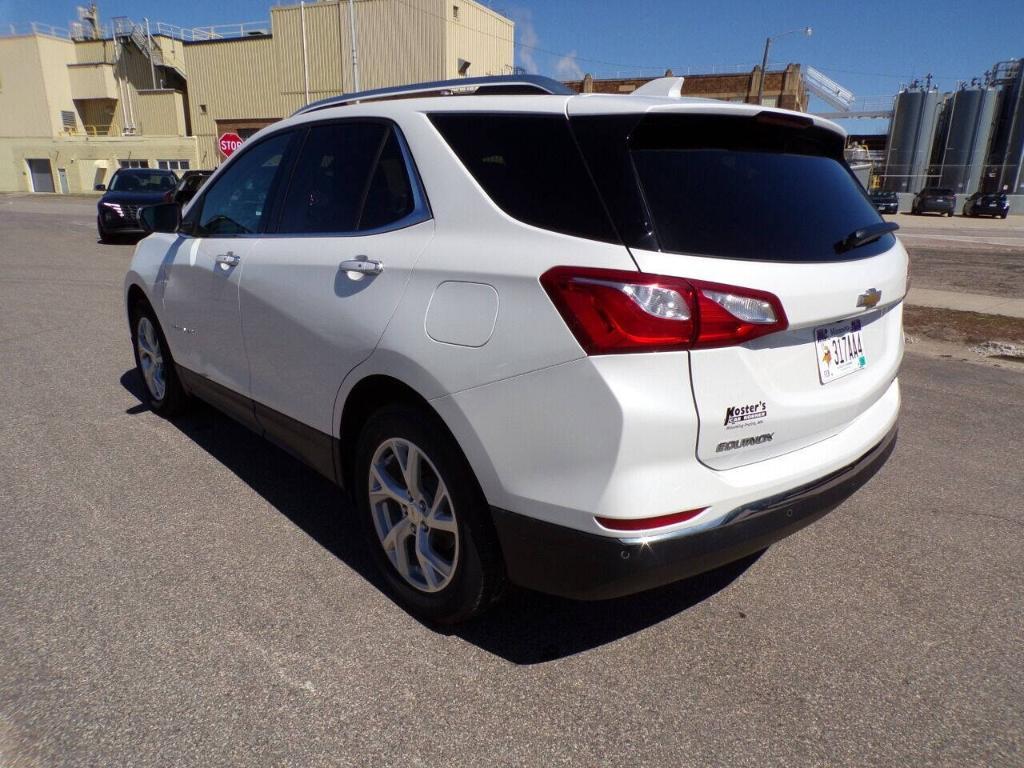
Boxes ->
[218,132,244,158]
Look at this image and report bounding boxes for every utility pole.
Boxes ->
[145,18,157,89]
[348,0,360,92]
[757,26,812,105]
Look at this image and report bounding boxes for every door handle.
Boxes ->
[215,251,240,268]
[339,258,384,278]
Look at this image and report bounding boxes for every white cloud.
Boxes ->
[554,50,583,81]
[508,6,539,74]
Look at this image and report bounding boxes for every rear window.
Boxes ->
[627,114,893,262]
[429,113,618,243]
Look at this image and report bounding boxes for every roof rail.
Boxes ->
[292,75,573,116]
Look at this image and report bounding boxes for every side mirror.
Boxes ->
[139,202,182,234]
[94,183,106,191]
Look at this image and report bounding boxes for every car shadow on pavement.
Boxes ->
[121,369,758,665]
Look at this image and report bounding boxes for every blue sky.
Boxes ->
[7,0,1023,132]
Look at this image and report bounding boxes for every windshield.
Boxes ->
[110,171,177,193]
[625,115,892,262]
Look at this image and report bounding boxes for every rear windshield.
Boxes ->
[922,188,954,195]
[626,114,893,262]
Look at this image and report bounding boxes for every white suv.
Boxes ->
[125,75,905,623]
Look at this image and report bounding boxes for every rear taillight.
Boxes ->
[540,266,787,354]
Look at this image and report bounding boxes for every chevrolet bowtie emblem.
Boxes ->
[857,288,882,309]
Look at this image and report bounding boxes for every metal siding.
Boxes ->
[136,90,186,136]
[446,0,514,79]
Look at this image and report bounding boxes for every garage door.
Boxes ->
[27,159,55,193]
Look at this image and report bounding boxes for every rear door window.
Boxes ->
[276,122,389,234]
[627,114,892,262]
[429,113,618,243]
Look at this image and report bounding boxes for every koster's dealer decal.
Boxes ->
[724,400,767,429]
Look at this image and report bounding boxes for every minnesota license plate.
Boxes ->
[815,320,867,384]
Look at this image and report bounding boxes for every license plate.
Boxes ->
[815,320,867,384]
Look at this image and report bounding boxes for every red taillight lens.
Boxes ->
[539,267,695,353]
[596,508,706,532]
[540,267,787,353]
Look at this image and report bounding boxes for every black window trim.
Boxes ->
[262,116,432,239]
[182,128,301,240]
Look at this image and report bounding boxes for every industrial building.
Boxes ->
[0,0,514,193]
[566,64,809,111]
[880,59,1024,201]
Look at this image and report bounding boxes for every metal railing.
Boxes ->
[2,18,269,41]
[150,20,270,41]
[83,124,119,137]
[3,21,80,38]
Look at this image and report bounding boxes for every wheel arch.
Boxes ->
[339,374,449,489]
[335,371,502,511]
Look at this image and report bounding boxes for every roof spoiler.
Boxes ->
[293,75,573,116]
[629,76,686,98]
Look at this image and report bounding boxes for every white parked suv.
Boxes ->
[125,75,905,623]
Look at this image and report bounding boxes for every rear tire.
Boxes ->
[129,301,188,417]
[354,404,505,624]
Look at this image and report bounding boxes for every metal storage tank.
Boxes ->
[989,60,1024,195]
[883,86,941,192]
[938,86,998,195]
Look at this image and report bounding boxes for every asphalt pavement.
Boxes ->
[1,195,1022,767]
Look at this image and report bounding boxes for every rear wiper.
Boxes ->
[834,222,899,254]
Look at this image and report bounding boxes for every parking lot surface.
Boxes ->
[1,195,1022,767]
[884,212,1024,299]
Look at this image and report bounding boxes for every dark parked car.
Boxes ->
[911,187,955,217]
[164,170,213,207]
[963,191,1010,219]
[96,168,178,241]
[869,190,899,214]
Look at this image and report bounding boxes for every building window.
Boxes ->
[453,4,459,20]
[158,159,191,170]
[118,159,150,169]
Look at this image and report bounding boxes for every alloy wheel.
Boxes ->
[136,316,166,401]
[368,438,459,593]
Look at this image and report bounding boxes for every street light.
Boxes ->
[757,26,812,105]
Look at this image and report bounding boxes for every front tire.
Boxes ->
[355,404,505,624]
[129,302,188,416]
[98,218,112,243]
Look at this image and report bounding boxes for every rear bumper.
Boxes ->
[915,203,954,214]
[492,422,897,600]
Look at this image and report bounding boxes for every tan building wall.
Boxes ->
[136,90,188,136]
[184,0,513,167]
[445,1,514,79]
[0,0,512,189]
[0,135,198,193]
[0,36,54,137]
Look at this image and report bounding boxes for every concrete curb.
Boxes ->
[906,288,1024,319]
